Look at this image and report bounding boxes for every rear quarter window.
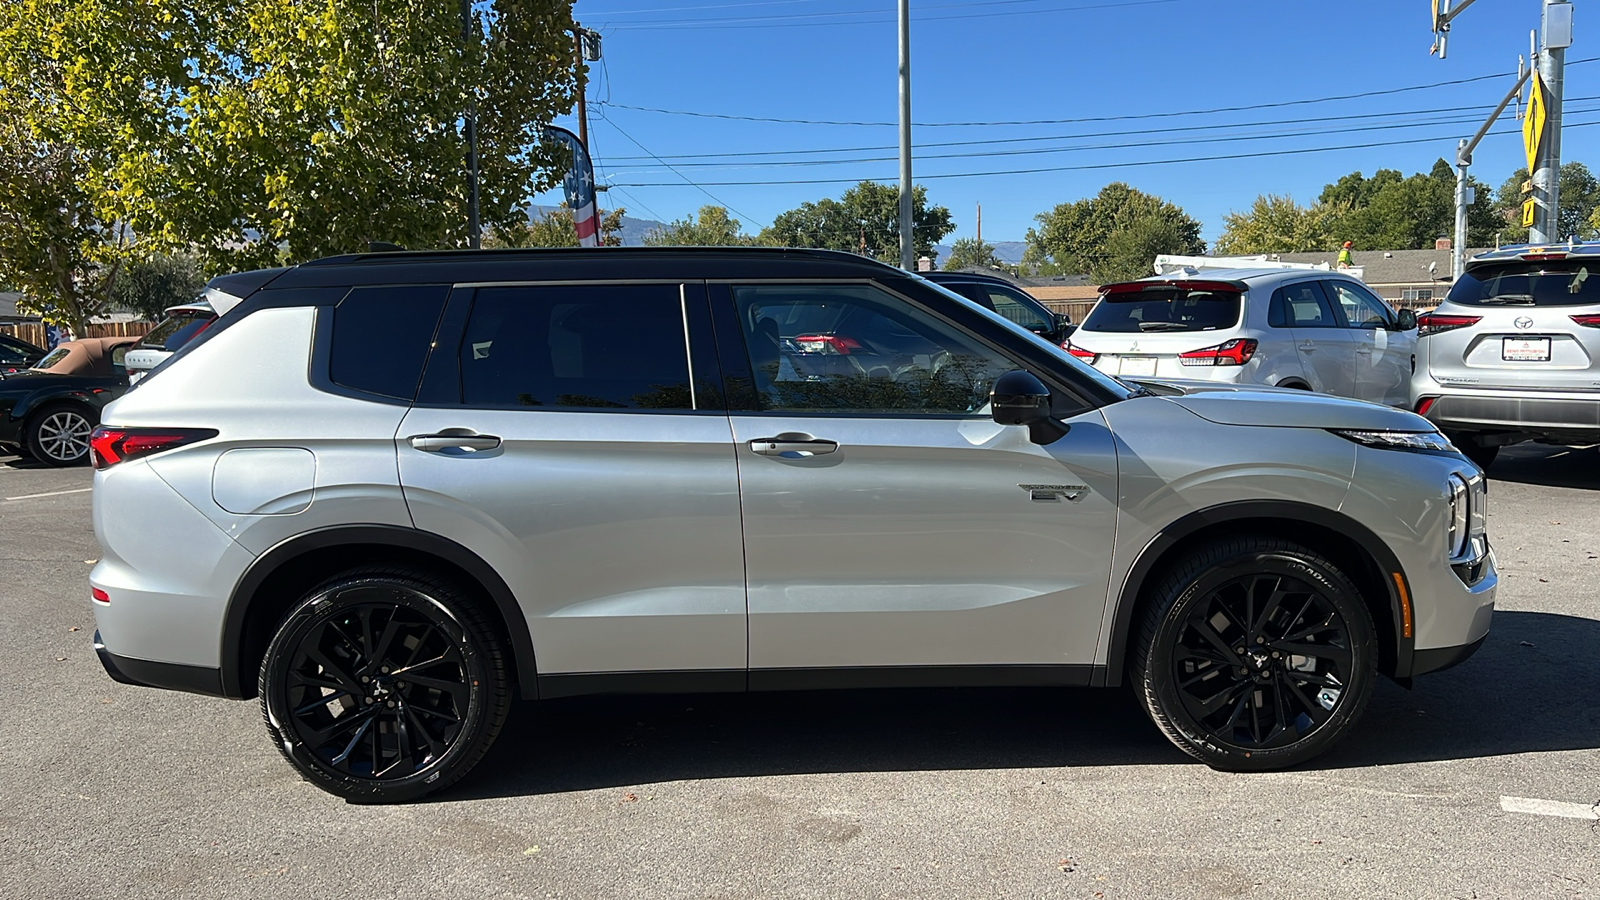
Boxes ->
[329,285,450,400]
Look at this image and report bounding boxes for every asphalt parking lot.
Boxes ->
[1,446,1595,900]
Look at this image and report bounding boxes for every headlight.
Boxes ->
[1332,429,1457,452]
[1447,474,1470,559]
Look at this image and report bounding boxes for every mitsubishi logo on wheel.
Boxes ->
[1514,316,1535,330]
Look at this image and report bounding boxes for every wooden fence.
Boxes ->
[0,321,151,348]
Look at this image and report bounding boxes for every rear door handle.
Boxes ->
[410,432,502,452]
[749,433,839,458]
[1298,341,1316,351]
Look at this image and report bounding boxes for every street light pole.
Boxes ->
[897,0,912,270]
[461,0,480,249]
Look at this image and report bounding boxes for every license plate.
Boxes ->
[1119,357,1158,377]
[1502,337,1551,361]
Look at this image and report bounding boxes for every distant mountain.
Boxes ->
[931,241,1027,267]
[527,205,666,246]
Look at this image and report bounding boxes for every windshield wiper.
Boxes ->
[1137,321,1190,331]
[1479,294,1536,305]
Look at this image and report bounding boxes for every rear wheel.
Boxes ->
[26,403,94,467]
[1445,432,1500,470]
[259,568,510,803]
[1133,537,1377,771]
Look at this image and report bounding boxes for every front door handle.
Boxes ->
[749,432,839,459]
[410,432,502,452]
[1298,341,1317,351]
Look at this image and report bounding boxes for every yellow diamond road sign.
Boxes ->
[1525,74,1547,175]
[1522,198,1537,228]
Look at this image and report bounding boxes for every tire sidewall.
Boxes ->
[1143,548,1376,770]
[261,579,494,802]
[27,403,95,467]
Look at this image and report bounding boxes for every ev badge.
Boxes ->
[1020,484,1090,503]
[1514,316,1535,330]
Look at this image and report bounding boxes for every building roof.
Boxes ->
[0,293,38,324]
[1266,249,1486,285]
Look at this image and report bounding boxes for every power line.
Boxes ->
[594,111,769,228]
[606,117,1600,187]
[593,99,1600,169]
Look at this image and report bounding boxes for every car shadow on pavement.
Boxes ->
[1489,443,1600,490]
[446,610,1596,800]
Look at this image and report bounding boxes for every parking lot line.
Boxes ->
[1499,796,1600,820]
[3,487,93,502]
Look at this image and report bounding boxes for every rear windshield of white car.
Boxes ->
[1081,285,1242,333]
[1449,261,1600,307]
[137,312,214,352]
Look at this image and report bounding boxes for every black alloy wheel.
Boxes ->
[260,569,508,803]
[1134,537,1376,771]
[26,403,95,467]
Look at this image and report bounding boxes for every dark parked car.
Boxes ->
[0,334,46,373]
[922,271,1075,347]
[0,336,137,466]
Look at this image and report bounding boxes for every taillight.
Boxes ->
[1065,344,1096,360]
[1416,313,1482,337]
[1178,338,1257,367]
[89,426,217,470]
[91,587,109,604]
[794,334,860,355]
[1415,397,1438,416]
[1570,314,1600,328]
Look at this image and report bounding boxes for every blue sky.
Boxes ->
[534,0,1597,247]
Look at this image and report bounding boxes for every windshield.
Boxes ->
[138,311,214,352]
[1449,261,1600,307]
[1082,286,1242,333]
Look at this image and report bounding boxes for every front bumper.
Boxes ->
[1410,633,1487,676]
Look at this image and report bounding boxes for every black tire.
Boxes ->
[259,567,510,803]
[1132,537,1377,771]
[25,403,95,467]
[1445,432,1500,470]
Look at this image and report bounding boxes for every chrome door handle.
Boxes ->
[1355,347,1373,355]
[750,433,839,458]
[410,432,502,452]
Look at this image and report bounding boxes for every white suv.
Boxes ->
[1068,269,1418,405]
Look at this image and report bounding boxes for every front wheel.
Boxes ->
[1133,537,1377,771]
[259,568,510,803]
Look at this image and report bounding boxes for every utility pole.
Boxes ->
[575,30,590,150]
[461,0,480,249]
[1530,0,1572,243]
[976,202,982,244]
[897,0,912,271]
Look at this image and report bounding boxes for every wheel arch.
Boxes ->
[1100,500,1414,687]
[1276,378,1312,390]
[220,525,538,701]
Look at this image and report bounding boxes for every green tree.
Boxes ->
[644,206,757,246]
[941,237,1001,271]
[1313,161,1498,251]
[1214,195,1343,255]
[1495,162,1600,241]
[758,182,954,265]
[110,252,208,321]
[1024,183,1205,283]
[486,206,626,248]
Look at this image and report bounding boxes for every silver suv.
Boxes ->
[1068,268,1418,405]
[1412,244,1600,467]
[89,248,1494,802]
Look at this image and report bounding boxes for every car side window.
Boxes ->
[331,285,449,400]
[460,284,696,410]
[982,286,1050,332]
[0,337,31,364]
[731,283,1015,415]
[1327,281,1394,329]
[1279,282,1337,327]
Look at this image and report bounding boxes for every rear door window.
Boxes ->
[459,284,696,410]
[1082,285,1242,333]
[1447,261,1600,307]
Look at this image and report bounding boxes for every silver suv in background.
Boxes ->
[1068,269,1418,406]
[89,248,1492,803]
[1412,244,1600,468]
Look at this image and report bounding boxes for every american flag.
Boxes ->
[547,126,600,248]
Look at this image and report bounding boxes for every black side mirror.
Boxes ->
[1053,313,1073,332]
[990,370,1068,445]
[1395,309,1417,331]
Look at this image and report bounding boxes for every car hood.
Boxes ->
[1138,380,1432,431]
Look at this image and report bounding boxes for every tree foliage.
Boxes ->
[1214,195,1343,255]
[110,252,208,322]
[1496,162,1600,242]
[487,206,625,248]
[0,0,579,329]
[758,182,954,265]
[644,206,759,246]
[1024,183,1205,283]
[941,237,1001,271]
